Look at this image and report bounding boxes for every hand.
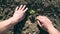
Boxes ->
[36,16,60,34]
[12,5,28,22]
[36,16,54,31]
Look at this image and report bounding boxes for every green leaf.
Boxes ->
[29,10,36,15]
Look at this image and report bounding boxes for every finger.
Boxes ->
[37,20,42,27]
[36,16,41,20]
[15,6,18,11]
[21,5,26,10]
[37,20,46,29]
[36,17,43,25]
[24,8,28,12]
[19,5,23,10]
[36,16,46,24]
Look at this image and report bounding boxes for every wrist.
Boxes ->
[47,25,55,34]
[8,17,18,25]
[47,25,59,34]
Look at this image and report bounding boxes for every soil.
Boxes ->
[0,0,60,34]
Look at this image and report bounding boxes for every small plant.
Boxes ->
[29,10,36,15]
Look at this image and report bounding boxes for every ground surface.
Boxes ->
[0,0,60,34]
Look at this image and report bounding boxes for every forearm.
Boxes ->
[0,17,17,34]
[47,25,60,34]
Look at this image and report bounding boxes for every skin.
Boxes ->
[0,5,28,34]
[36,16,60,34]
[0,5,60,34]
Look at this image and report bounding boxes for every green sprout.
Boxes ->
[29,10,36,15]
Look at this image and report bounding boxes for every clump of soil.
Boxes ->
[0,0,60,34]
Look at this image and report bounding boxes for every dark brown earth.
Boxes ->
[0,0,60,34]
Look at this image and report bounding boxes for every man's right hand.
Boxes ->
[36,16,53,30]
[36,16,60,34]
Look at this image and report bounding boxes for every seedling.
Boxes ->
[29,10,36,15]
